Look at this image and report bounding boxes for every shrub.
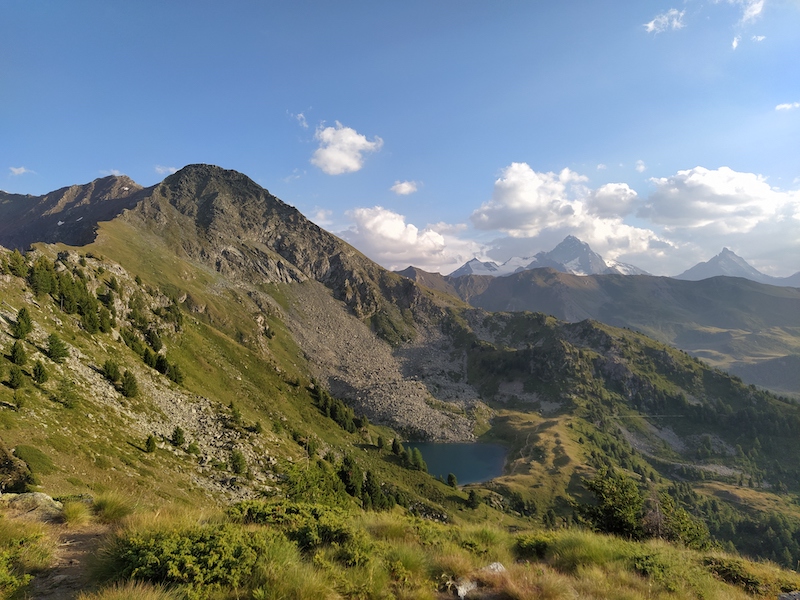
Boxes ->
[99,524,282,590]
[145,435,156,453]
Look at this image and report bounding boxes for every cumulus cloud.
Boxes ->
[636,160,647,173]
[776,102,800,111]
[9,166,33,176]
[644,9,685,33]
[310,121,383,175]
[100,169,123,176]
[586,183,639,218]
[469,162,661,266]
[597,164,607,170]
[641,166,796,233]
[637,166,800,274]
[311,208,333,226]
[752,35,765,41]
[732,35,741,49]
[470,163,589,236]
[342,206,483,273]
[391,180,419,196]
[155,165,178,175]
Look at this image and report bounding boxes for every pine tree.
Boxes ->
[9,341,27,366]
[32,360,48,384]
[447,473,458,488]
[467,490,481,509]
[12,307,33,339]
[120,370,139,398]
[7,250,28,278]
[8,366,24,389]
[103,359,121,382]
[47,334,69,363]
[171,426,185,447]
[145,434,157,453]
[231,449,247,475]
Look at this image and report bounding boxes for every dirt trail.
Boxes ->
[27,524,108,600]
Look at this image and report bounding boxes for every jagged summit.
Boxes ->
[676,247,800,287]
[448,235,649,278]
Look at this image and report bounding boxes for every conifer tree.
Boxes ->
[47,334,69,363]
[12,307,33,339]
[8,366,24,389]
[9,341,27,366]
[32,360,48,384]
[120,370,139,398]
[145,434,157,453]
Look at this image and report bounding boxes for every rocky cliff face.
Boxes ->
[0,175,145,250]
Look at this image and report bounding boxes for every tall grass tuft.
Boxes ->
[93,492,134,524]
[62,500,93,528]
[76,581,180,600]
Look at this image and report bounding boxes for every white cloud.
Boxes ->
[644,9,685,33]
[310,121,383,175]
[469,163,661,266]
[717,0,766,24]
[470,163,589,237]
[597,164,607,170]
[587,183,639,218]
[296,112,308,129]
[342,206,483,273]
[390,180,419,196]
[641,166,798,234]
[466,163,799,276]
[752,35,765,41]
[740,0,765,22]
[635,160,647,173]
[155,165,178,175]
[311,208,333,226]
[100,169,123,176]
[732,35,741,49]
[776,102,800,111]
[9,166,33,176]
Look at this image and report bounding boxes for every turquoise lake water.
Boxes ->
[409,442,507,485]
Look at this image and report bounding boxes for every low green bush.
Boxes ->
[100,524,285,591]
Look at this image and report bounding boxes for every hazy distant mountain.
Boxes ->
[448,235,649,278]
[676,248,800,287]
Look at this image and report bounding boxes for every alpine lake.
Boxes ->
[410,442,508,485]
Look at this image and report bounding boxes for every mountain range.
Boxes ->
[448,236,800,287]
[449,235,649,277]
[3,165,800,596]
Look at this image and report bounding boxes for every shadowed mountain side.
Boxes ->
[400,266,800,394]
[0,175,146,250]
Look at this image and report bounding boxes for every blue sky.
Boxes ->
[2,1,798,276]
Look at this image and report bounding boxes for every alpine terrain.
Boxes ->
[1,165,800,599]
